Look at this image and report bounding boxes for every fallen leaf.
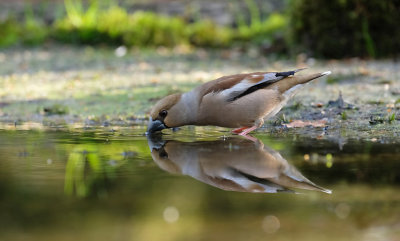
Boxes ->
[313,102,324,108]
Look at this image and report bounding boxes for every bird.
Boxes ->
[147,68,331,135]
[148,135,331,194]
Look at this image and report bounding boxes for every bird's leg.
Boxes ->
[232,127,248,134]
[236,119,263,137]
[238,126,258,136]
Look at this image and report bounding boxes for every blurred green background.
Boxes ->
[1,0,399,58]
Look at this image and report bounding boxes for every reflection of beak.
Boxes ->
[147,133,166,151]
[146,117,167,134]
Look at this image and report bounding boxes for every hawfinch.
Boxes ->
[147,69,331,135]
[148,135,331,193]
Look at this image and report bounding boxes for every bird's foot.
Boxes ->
[233,126,258,142]
[238,126,258,136]
[232,127,248,134]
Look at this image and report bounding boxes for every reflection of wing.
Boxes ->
[149,136,331,194]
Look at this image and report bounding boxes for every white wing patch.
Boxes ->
[220,80,253,97]
[219,73,284,99]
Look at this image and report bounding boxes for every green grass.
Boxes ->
[0,0,287,49]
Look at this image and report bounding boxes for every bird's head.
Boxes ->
[147,93,183,134]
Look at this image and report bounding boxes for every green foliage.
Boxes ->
[123,11,187,47]
[187,20,233,47]
[233,0,287,46]
[97,6,129,42]
[290,0,400,58]
[341,111,348,120]
[237,13,287,44]
[2,0,289,49]
[53,1,189,46]
[21,8,48,46]
[49,0,288,48]
[388,113,396,124]
[0,13,48,47]
[52,0,109,44]
[0,18,20,47]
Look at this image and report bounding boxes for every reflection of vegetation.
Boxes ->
[1,129,400,241]
[63,140,143,197]
[65,146,102,197]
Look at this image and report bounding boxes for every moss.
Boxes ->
[43,104,69,115]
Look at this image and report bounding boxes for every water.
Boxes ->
[0,125,399,241]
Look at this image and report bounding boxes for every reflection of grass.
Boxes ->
[63,142,144,198]
[64,146,101,197]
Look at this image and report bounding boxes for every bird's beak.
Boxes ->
[146,117,167,134]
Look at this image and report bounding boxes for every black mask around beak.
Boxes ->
[146,117,167,134]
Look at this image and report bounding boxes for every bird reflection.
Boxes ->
[148,135,331,194]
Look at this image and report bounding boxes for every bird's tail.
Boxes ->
[274,70,331,94]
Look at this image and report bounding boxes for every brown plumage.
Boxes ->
[147,69,331,135]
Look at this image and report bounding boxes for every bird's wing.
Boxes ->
[199,69,306,102]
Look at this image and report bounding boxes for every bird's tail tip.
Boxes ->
[321,71,332,76]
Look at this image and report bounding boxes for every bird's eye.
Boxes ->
[159,110,168,118]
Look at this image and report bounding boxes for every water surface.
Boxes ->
[0,125,399,241]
